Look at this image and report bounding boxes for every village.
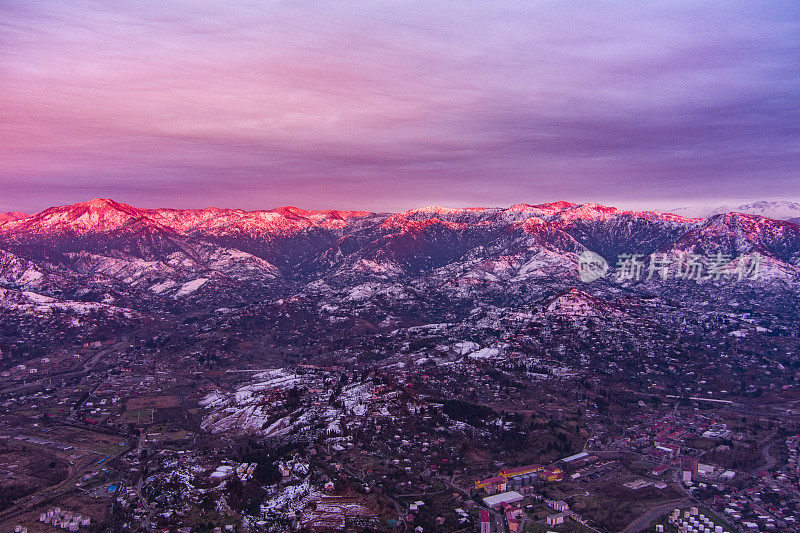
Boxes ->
[0,282,799,532]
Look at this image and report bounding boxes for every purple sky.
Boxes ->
[1,1,799,213]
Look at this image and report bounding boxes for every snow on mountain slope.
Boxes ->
[541,205,700,264]
[175,278,209,297]
[205,246,280,280]
[354,203,699,276]
[0,247,56,289]
[0,212,29,225]
[0,198,798,311]
[736,201,800,220]
[670,200,800,221]
[1,198,146,237]
[344,281,408,302]
[545,288,616,317]
[430,220,586,285]
[64,242,280,295]
[0,285,137,318]
[66,252,180,287]
[145,205,374,237]
[668,213,800,264]
[380,206,494,228]
[548,291,593,315]
[0,199,374,251]
[0,199,283,296]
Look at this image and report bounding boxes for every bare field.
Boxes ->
[0,438,69,511]
[125,394,180,410]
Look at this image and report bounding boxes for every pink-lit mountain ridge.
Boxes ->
[0,198,797,317]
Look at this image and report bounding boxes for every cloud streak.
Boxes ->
[1,1,798,212]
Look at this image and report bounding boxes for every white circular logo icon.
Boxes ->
[577,251,608,282]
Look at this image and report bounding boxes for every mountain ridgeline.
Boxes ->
[0,198,798,319]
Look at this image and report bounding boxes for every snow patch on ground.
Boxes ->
[468,346,501,359]
[175,277,208,297]
[345,282,407,301]
[199,369,378,438]
[453,341,480,355]
[150,279,177,294]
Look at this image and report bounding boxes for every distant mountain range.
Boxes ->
[0,198,797,324]
[669,200,800,223]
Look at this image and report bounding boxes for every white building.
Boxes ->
[483,491,523,508]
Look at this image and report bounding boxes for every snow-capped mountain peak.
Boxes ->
[0,211,29,225]
[670,200,800,221]
[1,198,148,236]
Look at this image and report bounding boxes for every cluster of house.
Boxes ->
[715,484,796,531]
[36,507,92,531]
[783,434,800,478]
[299,495,378,531]
[666,507,729,533]
[82,341,104,348]
[115,484,142,510]
[209,462,256,482]
[115,449,210,528]
[663,434,800,532]
[1,353,85,382]
[605,411,739,458]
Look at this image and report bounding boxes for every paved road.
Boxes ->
[620,498,692,533]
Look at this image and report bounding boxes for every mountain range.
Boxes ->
[669,200,800,223]
[0,198,798,324]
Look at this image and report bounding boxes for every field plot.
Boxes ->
[0,426,128,530]
[122,395,182,427]
[0,437,69,511]
[125,395,180,410]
